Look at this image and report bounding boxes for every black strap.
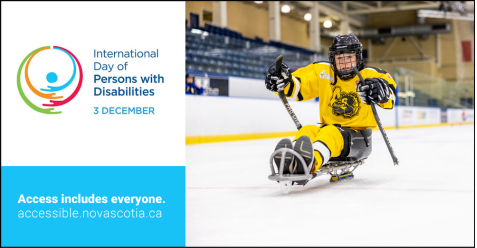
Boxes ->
[285,79,294,97]
[318,124,362,158]
[360,130,369,147]
[335,126,351,158]
[313,61,330,64]
[297,92,304,101]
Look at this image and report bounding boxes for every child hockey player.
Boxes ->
[265,33,397,175]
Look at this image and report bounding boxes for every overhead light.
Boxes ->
[324,20,332,28]
[304,13,312,21]
[281,4,290,13]
[254,1,263,3]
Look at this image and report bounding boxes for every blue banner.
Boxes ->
[1,166,185,247]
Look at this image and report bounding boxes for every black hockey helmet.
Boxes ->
[329,33,364,81]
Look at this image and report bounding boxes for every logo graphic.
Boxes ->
[17,46,83,114]
[417,111,427,119]
[319,70,334,82]
[328,86,361,119]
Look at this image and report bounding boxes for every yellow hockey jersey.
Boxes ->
[281,62,397,130]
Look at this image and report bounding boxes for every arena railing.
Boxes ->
[391,67,474,109]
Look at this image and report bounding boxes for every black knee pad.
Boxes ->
[333,126,372,161]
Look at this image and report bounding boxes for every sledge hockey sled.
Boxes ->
[268,128,372,194]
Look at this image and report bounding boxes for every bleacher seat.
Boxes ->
[185,27,325,79]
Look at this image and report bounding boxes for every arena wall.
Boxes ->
[186,94,468,144]
[447,108,474,123]
[186,95,320,137]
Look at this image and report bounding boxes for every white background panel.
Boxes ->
[2,2,185,166]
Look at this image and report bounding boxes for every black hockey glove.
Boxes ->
[356,78,390,104]
[265,62,292,92]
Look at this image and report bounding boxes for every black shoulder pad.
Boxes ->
[313,61,330,64]
[365,67,388,74]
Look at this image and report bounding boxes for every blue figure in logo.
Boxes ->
[46,72,57,83]
[41,47,76,92]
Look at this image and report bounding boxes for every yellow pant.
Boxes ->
[293,125,344,173]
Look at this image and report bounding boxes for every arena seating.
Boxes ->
[186,25,326,79]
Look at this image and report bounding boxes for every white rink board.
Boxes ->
[186,96,449,137]
[229,77,277,99]
[447,108,474,123]
[397,106,441,126]
[186,125,474,246]
[375,105,396,126]
[186,95,320,136]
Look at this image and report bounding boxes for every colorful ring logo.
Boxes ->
[17,46,83,114]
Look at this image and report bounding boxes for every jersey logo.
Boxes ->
[328,86,361,119]
[319,70,335,82]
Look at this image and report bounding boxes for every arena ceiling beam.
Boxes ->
[347,2,441,15]
[346,2,376,10]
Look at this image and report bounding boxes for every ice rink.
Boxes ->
[186,125,474,246]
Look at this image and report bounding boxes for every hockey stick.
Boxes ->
[275,55,302,130]
[353,65,399,166]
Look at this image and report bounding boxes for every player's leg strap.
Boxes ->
[330,124,372,160]
[332,125,352,158]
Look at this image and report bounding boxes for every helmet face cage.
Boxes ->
[328,34,364,81]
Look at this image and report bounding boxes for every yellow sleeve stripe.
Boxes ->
[281,82,292,96]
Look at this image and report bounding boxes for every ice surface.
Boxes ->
[186,125,474,246]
